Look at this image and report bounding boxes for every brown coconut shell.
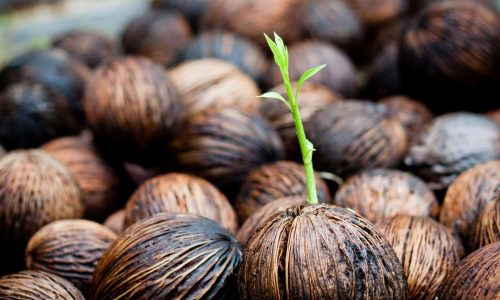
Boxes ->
[378,216,464,300]
[344,0,408,27]
[26,220,117,295]
[152,0,211,23]
[124,173,238,233]
[41,136,120,221]
[259,82,341,160]
[121,11,192,67]
[363,43,403,99]
[90,213,242,300]
[84,56,180,162]
[335,169,439,224]
[472,196,500,250]
[103,209,125,235]
[379,95,433,145]
[405,113,500,191]
[0,270,84,300]
[236,196,304,246]
[238,204,409,299]
[265,41,359,97]
[168,59,260,120]
[306,101,408,177]
[440,160,500,250]
[170,107,284,189]
[234,161,331,222]
[436,241,500,299]
[52,30,116,69]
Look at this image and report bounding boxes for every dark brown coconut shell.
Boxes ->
[363,43,403,99]
[264,41,359,97]
[103,209,125,235]
[440,160,500,251]
[344,0,408,27]
[90,213,242,300]
[400,1,500,112]
[335,169,439,224]
[238,204,409,299]
[0,82,80,150]
[0,270,84,300]
[234,161,331,222]
[301,0,364,49]
[84,56,180,162]
[0,49,90,119]
[236,196,304,246]
[168,59,260,120]
[405,113,500,191]
[122,11,192,67]
[170,107,284,189]
[259,82,341,160]
[52,30,116,69]
[124,173,238,233]
[436,241,500,299]
[306,101,408,177]
[378,215,464,300]
[151,0,211,23]
[472,196,500,250]
[202,0,307,47]
[26,219,117,295]
[379,95,433,145]
[181,31,268,81]
[41,136,120,221]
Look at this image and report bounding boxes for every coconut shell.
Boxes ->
[472,196,500,250]
[260,82,341,160]
[379,95,433,145]
[170,107,284,189]
[344,0,408,27]
[238,204,409,299]
[301,0,364,49]
[363,43,403,99]
[400,1,500,112]
[405,113,500,191]
[436,241,500,299]
[307,101,408,177]
[0,82,80,150]
[440,160,500,251]
[0,270,84,300]
[335,169,439,224]
[181,31,268,81]
[52,30,116,69]
[236,196,304,246]
[90,213,242,299]
[26,220,117,295]
[84,56,180,163]
[151,0,211,23]
[234,161,331,222]
[41,136,120,221]
[378,216,464,300]
[124,173,238,233]
[265,41,358,97]
[202,0,307,47]
[121,11,192,67]
[103,209,125,235]
[168,59,260,120]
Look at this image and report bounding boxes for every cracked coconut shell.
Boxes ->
[170,107,284,189]
[168,59,260,120]
[306,101,408,177]
[234,161,331,222]
[436,241,500,299]
[124,173,238,233]
[472,195,500,250]
[90,213,242,300]
[0,270,84,300]
[26,220,117,295]
[42,135,120,221]
[265,41,358,97]
[238,204,409,299]
[405,113,500,191]
[335,169,439,224]
[440,160,500,251]
[378,215,464,300]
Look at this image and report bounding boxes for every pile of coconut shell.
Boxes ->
[0,0,499,299]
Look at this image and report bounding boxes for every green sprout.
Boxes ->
[259,33,326,205]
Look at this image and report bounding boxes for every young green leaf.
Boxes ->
[296,64,327,97]
[264,34,284,68]
[258,92,291,110]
